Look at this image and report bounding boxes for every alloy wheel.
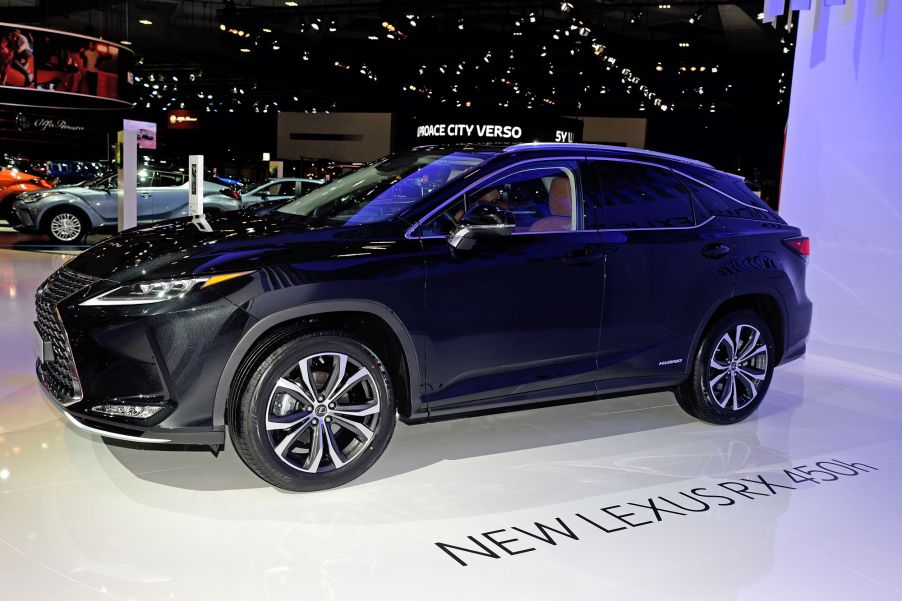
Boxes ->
[49,213,82,242]
[707,324,768,411]
[265,352,381,473]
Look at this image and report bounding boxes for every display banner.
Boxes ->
[188,154,204,217]
[0,22,133,109]
[397,113,583,148]
[123,119,157,150]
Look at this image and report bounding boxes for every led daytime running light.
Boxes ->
[80,271,253,306]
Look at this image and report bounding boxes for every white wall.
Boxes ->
[277,112,393,163]
[578,116,648,148]
[780,0,902,376]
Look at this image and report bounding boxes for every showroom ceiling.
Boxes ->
[1,0,793,118]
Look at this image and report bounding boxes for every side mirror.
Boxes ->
[449,203,516,251]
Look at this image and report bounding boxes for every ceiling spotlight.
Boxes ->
[138,19,153,25]
[262,28,272,33]
[284,1,298,6]
[120,40,132,46]
[578,26,590,37]
[311,22,320,30]
[240,48,251,53]
[656,64,663,71]
[219,24,226,31]
[560,2,574,14]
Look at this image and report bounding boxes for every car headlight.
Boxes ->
[22,191,58,203]
[80,271,253,306]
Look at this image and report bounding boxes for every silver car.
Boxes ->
[229,177,326,206]
[11,169,241,244]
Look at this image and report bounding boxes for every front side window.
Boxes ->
[593,161,695,229]
[155,172,185,187]
[278,149,495,226]
[278,181,297,195]
[419,161,582,237]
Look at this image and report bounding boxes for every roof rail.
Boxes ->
[502,142,713,169]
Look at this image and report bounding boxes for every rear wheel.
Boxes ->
[230,330,396,491]
[676,310,775,424]
[44,208,88,244]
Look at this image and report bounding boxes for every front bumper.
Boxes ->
[37,360,226,445]
[13,203,38,232]
[33,267,253,447]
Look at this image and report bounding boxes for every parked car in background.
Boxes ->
[0,169,56,219]
[10,168,240,243]
[236,177,326,206]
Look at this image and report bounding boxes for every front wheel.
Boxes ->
[676,310,775,424]
[45,208,88,244]
[230,330,396,491]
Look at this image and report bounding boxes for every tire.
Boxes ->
[676,310,775,425]
[44,208,88,244]
[230,329,396,491]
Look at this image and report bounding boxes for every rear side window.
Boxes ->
[593,161,695,229]
[678,174,782,223]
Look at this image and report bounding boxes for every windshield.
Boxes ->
[276,149,496,225]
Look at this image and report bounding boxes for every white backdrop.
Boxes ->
[780,0,902,377]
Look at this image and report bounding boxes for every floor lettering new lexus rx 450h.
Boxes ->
[33,143,812,491]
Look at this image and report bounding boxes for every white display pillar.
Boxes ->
[117,129,137,231]
[188,154,204,217]
[188,155,213,232]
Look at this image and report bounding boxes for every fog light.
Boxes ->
[92,404,164,419]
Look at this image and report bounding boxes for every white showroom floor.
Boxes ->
[1,248,902,600]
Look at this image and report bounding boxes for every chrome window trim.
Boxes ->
[597,215,716,233]
[404,156,586,240]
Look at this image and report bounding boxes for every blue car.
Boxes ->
[11,169,241,243]
[33,143,812,491]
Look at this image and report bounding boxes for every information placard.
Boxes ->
[188,154,204,217]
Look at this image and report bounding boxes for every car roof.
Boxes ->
[502,142,714,169]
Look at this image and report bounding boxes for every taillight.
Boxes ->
[782,236,810,256]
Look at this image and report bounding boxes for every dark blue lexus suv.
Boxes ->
[33,143,812,491]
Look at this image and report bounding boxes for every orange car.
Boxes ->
[0,169,55,219]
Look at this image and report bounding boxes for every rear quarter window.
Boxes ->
[678,172,783,224]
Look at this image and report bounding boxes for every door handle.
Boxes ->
[700,242,731,260]
[563,247,604,265]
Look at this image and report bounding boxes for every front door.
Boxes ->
[415,159,606,414]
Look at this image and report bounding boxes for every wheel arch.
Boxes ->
[689,289,788,368]
[213,300,423,428]
[37,202,95,233]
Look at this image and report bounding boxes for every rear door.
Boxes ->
[588,159,735,384]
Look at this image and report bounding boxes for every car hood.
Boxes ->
[22,186,103,201]
[65,211,403,283]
